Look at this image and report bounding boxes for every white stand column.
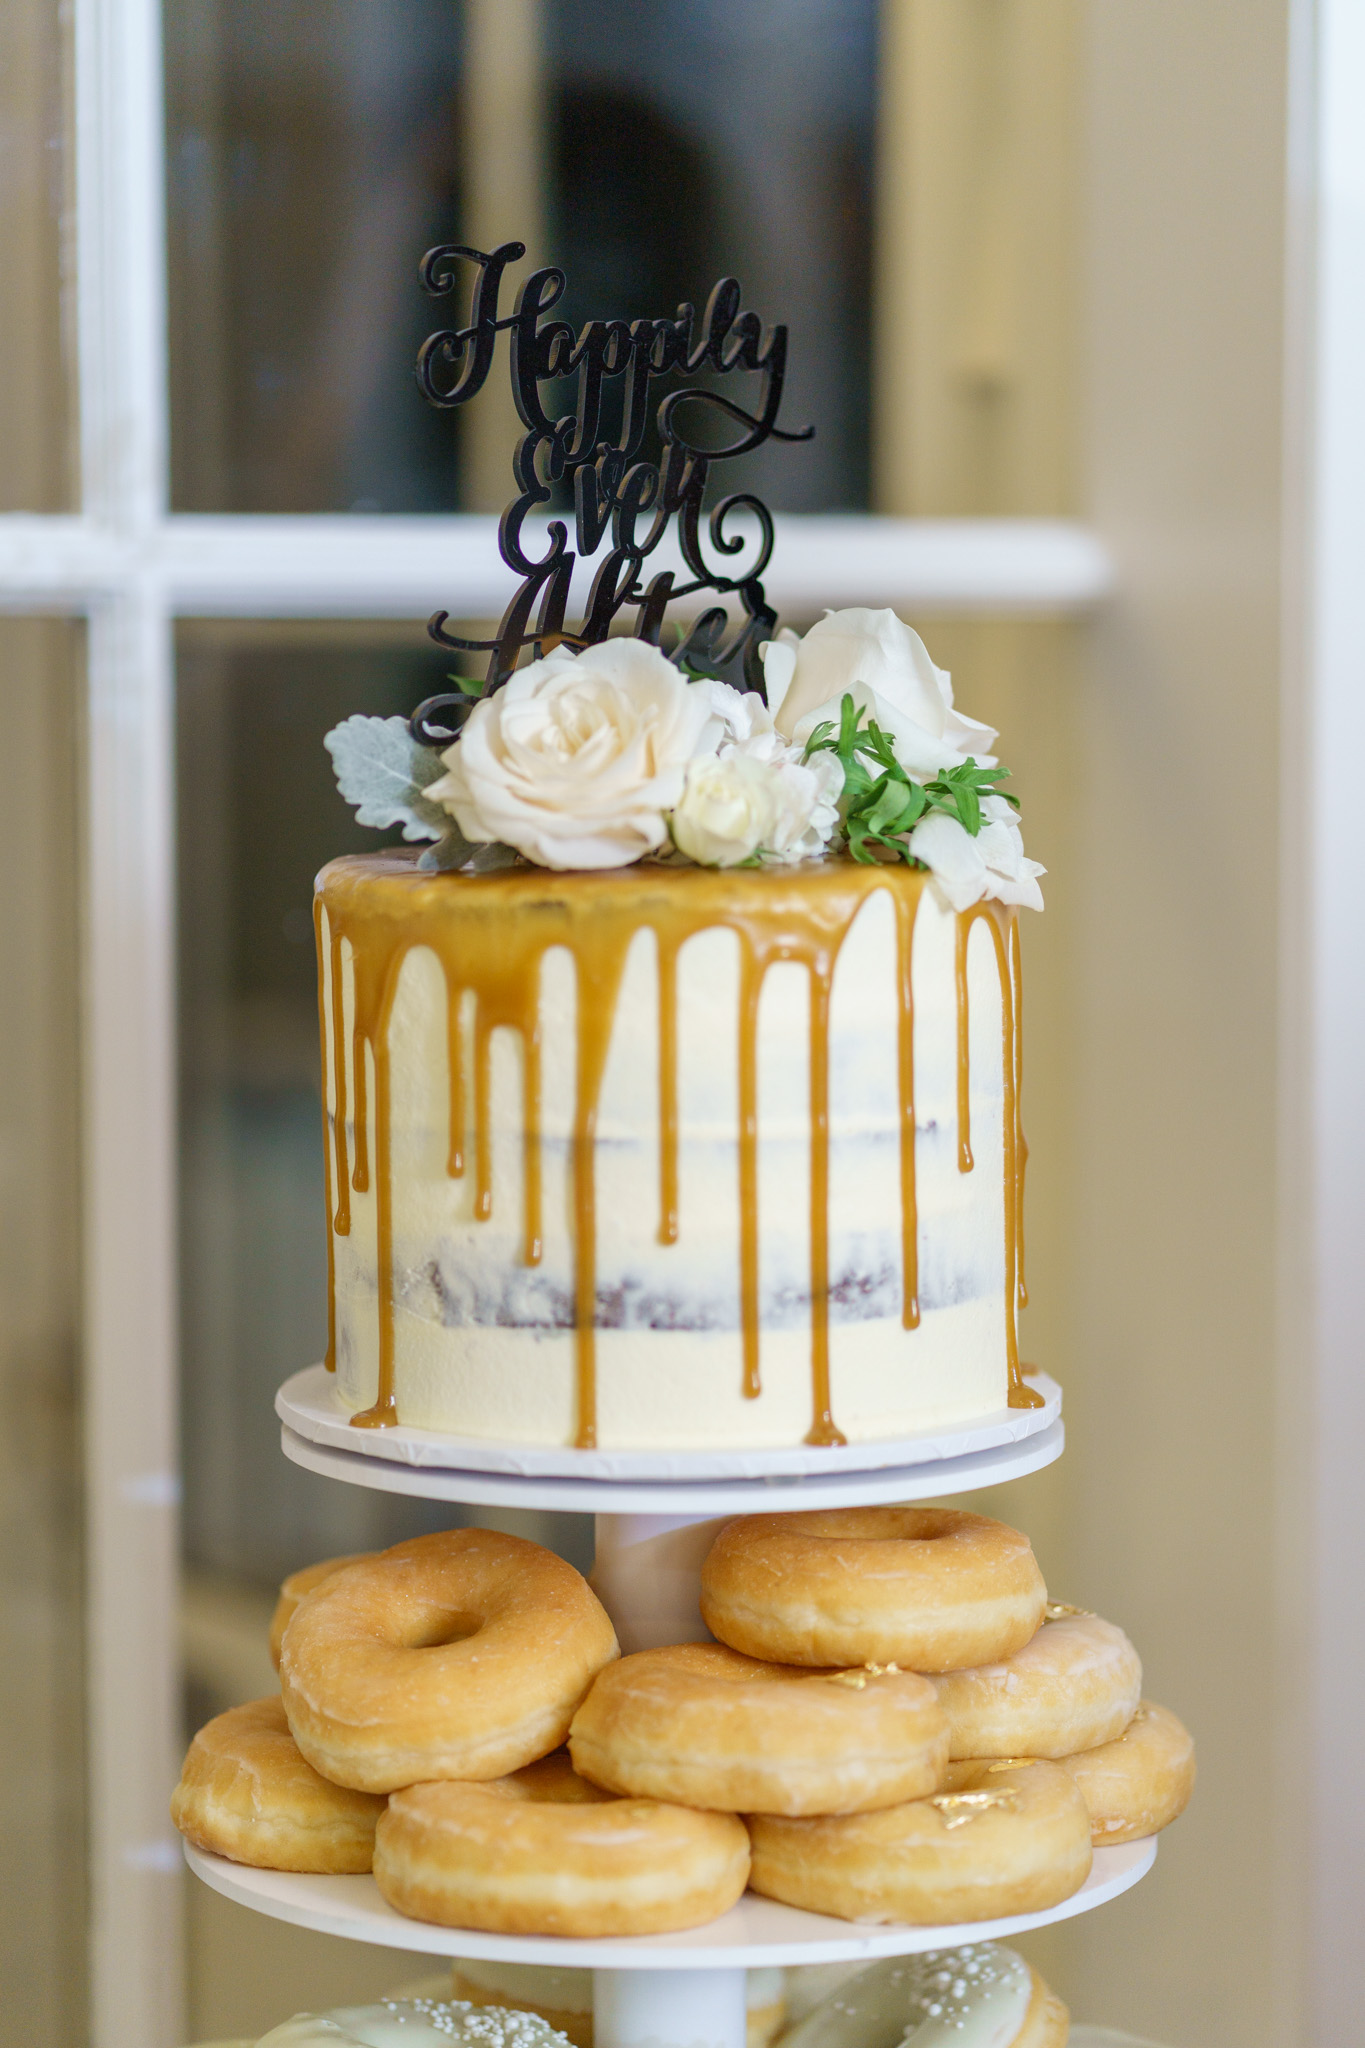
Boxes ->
[594,1969,747,2048]
[592,1513,725,1653]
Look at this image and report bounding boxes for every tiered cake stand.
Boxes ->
[186,1368,1155,2048]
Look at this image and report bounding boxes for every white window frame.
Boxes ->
[0,0,1199,2042]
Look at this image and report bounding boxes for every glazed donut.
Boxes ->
[374,1749,750,1937]
[776,1947,1069,2048]
[170,1696,385,1874]
[452,1961,787,2048]
[700,1510,1046,1673]
[279,1528,618,1793]
[569,1642,948,1816]
[1058,1699,1196,1843]
[256,1999,574,2048]
[747,1758,1092,1925]
[269,1552,372,1669]
[931,1608,1142,1758]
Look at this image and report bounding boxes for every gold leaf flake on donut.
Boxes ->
[928,1788,1020,1829]
[1044,1602,1094,1621]
[820,1661,902,1689]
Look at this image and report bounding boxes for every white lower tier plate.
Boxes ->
[185,1837,1153,1969]
[281,1418,1065,1513]
[277,1366,1062,1510]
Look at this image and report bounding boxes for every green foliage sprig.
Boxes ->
[802,693,1019,865]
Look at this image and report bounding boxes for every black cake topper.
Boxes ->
[409,240,813,746]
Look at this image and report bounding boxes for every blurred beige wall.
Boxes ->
[878,5,1292,2043]
[1056,5,1289,2040]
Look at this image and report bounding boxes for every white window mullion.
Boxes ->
[82,586,182,2048]
[1284,3,1365,2040]
[75,0,168,529]
[73,0,181,2035]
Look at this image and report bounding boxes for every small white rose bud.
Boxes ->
[670,752,781,868]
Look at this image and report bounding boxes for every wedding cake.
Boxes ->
[316,249,1045,1452]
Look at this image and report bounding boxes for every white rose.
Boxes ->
[670,752,779,866]
[762,607,998,779]
[671,683,843,866]
[425,638,720,870]
[908,794,1046,912]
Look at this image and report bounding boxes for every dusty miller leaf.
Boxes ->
[417,830,519,874]
[324,715,450,842]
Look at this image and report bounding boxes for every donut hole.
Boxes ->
[497,1752,614,1807]
[791,1508,963,1546]
[397,1606,483,1652]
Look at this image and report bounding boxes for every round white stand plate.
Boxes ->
[276,1366,1062,1510]
[281,1417,1064,1512]
[184,1837,1153,1969]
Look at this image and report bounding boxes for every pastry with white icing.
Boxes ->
[255,1999,572,2048]
[776,1948,1068,2048]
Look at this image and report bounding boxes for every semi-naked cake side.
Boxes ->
[316,849,1035,1451]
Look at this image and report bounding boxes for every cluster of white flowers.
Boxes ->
[423,607,1043,911]
[671,683,844,868]
[762,607,1044,911]
[425,634,841,874]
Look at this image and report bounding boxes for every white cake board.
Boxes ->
[280,1418,1065,1513]
[276,1366,1063,1512]
[184,1837,1154,1969]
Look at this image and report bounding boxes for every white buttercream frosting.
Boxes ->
[323,847,1023,1458]
[256,1999,572,2048]
[778,1948,1033,2048]
[320,860,1019,1449]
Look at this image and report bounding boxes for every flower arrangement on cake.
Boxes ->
[325,607,1043,909]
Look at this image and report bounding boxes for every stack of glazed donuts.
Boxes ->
[172,1508,1194,1937]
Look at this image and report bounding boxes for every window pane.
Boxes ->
[0,619,85,2048]
[0,0,74,510]
[165,0,875,513]
[175,618,596,2032]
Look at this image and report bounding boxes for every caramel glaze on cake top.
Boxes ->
[314,849,1039,1450]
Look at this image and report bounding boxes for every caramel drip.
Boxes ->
[315,854,1035,1445]
[351,954,402,1427]
[805,963,845,1446]
[955,902,1044,1411]
[1010,915,1028,1312]
[736,941,763,1401]
[315,898,338,1371]
[568,925,635,1448]
[328,925,351,1234]
[954,916,975,1174]
[893,881,924,1329]
[727,899,865,1445]
[656,933,680,1246]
